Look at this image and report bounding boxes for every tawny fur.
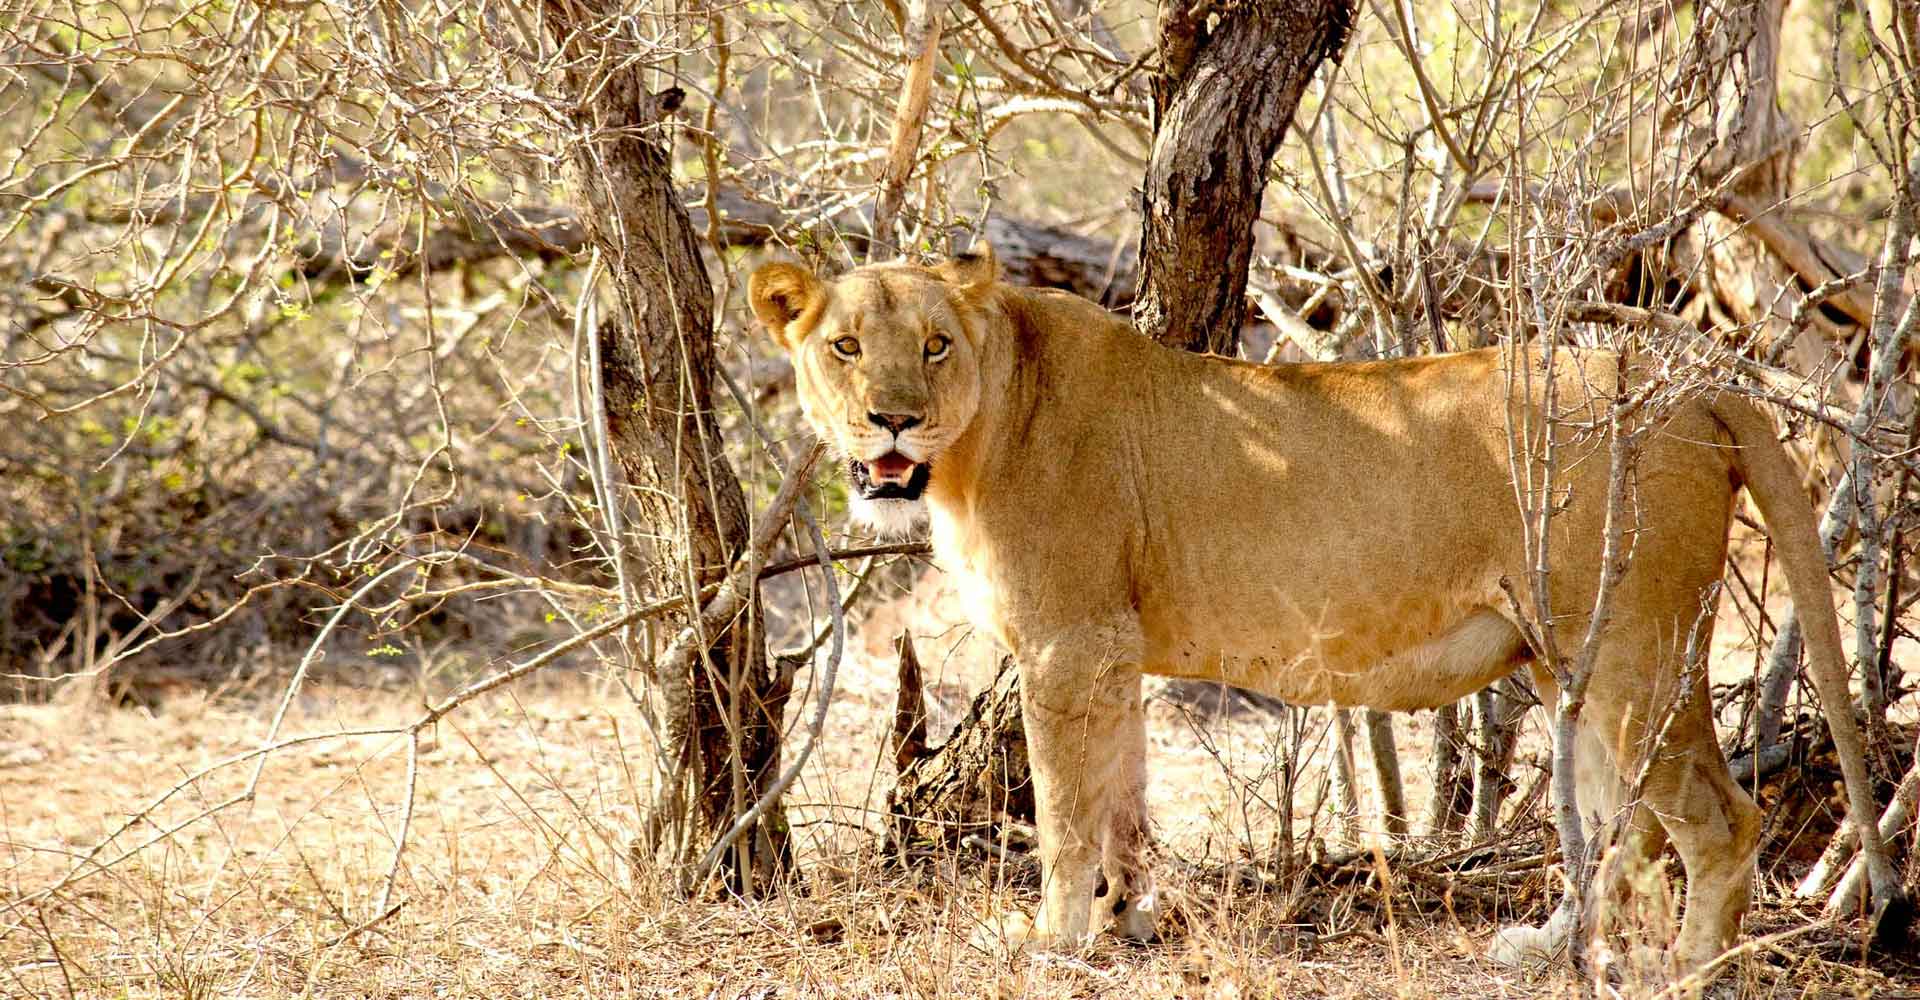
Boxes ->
[749,248,1884,975]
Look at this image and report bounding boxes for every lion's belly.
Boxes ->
[1140,590,1526,712]
[929,485,1531,712]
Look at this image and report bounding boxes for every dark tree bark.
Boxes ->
[541,6,789,892]
[1426,702,1470,836]
[888,638,1034,855]
[1134,0,1354,354]
[1470,680,1525,841]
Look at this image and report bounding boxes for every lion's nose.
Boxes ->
[867,412,923,434]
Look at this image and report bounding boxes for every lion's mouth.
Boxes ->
[848,454,930,501]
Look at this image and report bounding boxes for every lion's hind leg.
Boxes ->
[1582,616,1759,977]
[1488,625,1759,981]
[1629,680,1760,974]
[1489,658,1673,971]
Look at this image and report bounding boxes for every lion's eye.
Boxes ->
[830,336,861,359]
[925,334,951,361]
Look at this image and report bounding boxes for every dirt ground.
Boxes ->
[1,543,1916,998]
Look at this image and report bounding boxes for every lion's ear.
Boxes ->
[749,261,823,350]
[936,242,999,301]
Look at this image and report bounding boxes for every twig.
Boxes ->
[246,560,423,800]
[318,899,405,950]
[1821,746,1920,909]
[869,1,947,258]
[758,541,931,579]
[1303,81,1396,348]
[690,453,845,886]
[1371,0,1476,178]
[571,247,640,650]
[376,733,422,915]
[1329,708,1362,844]
[1874,406,1919,689]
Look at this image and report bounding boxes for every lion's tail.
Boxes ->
[1714,395,1899,912]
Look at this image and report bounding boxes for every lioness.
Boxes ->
[749,246,1892,973]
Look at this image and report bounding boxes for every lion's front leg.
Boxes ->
[1091,698,1157,941]
[986,621,1146,954]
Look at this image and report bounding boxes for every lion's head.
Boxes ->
[749,247,998,532]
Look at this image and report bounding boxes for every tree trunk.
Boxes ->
[1426,702,1470,837]
[1134,0,1354,354]
[1365,708,1409,837]
[1330,708,1362,842]
[888,639,1034,854]
[1470,680,1525,842]
[541,7,789,893]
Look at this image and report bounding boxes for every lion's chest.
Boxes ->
[928,507,1021,651]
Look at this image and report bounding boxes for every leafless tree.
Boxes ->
[2,1,1914,973]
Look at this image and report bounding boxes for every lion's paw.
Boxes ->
[1094,885,1163,942]
[969,912,1081,957]
[1486,924,1560,968]
[1486,908,1574,968]
[1593,941,1674,983]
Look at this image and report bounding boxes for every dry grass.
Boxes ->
[2,605,1913,1000]
[1,535,1912,998]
